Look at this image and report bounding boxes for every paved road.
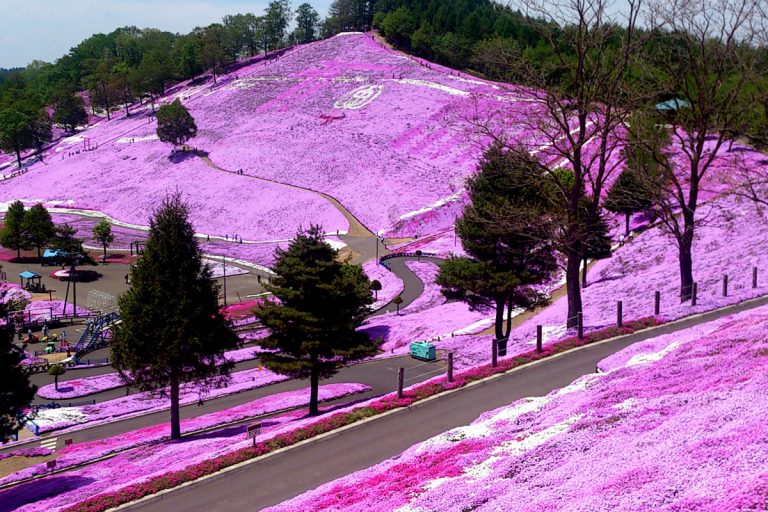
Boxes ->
[128,294,768,512]
[369,256,444,316]
[0,355,445,456]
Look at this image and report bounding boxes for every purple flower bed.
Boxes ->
[266,306,768,511]
[0,447,52,461]
[36,346,263,400]
[0,383,371,493]
[32,366,289,433]
[23,301,90,322]
[0,282,31,304]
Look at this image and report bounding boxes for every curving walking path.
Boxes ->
[369,256,445,316]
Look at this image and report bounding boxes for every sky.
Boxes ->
[0,0,334,69]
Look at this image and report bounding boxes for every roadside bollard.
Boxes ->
[654,291,661,316]
[692,282,698,306]
[447,352,454,382]
[397,368,404,399]
[723,274,729,297]
[617,301,623,328]
[754,267,758,288]
[536,325,543,354]
[492,339,498,368]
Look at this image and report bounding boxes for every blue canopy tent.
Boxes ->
[19,271,41,291]
[41,249,67,266]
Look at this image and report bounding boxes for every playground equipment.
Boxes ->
[409,341,436,361]
[86,290,118,313]
[73,311,120,360]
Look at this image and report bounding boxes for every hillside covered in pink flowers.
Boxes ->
[268,305,768,511]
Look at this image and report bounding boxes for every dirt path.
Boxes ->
[197,154,373,238]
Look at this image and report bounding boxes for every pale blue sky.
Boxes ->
[1,0,334,68]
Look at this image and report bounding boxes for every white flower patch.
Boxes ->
[446,317,495,337]
[459,414,584,480]
[116,135,158,144]
[392,79,470,97]
[625,341,682,367]
[324,238,348,250]
[612,398,639,412]
[334,84,384,110]
[31,407,88,429]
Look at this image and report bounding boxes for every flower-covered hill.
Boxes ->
[267,305,768,512]
[0,33,539,245]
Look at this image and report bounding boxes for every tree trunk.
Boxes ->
[55,375,59,391]
[15,146,22,168]
[103,244,107,263]
[625,211,631,237]
[566,249,583,328]
[309,355,319,416]
[16,245,20,259]
[678,230,694,302]
[37,245,41,260]
[169,370,181,439]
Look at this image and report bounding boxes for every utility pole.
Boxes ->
[222,256,228,306]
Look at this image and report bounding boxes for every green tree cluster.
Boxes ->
[156,99,197,149]
[0,200,57,259]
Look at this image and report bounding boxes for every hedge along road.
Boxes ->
[126,293,768,512]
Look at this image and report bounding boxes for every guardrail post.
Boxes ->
[654,291,660,315]
[692,282,698,306]
[754,267,758,288]
[617,301,623,327]
[447,352,454,382]
[722,274,728,297]
[577,312,583,339]
[536,325,543,353]
[491,338,498,367]
[397,367,404,399]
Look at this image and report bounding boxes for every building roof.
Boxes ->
[656,98,690,111]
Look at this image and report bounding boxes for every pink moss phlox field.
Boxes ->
[0,384,371,493]
[31,366,289,433]
[0,447,52,461]
[403,260,444,312]
[50,317,658,512]
[266,307,768,511]
[0,282,31,304]
[23,301,90,322]
[36,346,261,400]
[363,260,403,309]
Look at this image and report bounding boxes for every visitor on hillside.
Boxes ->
[619,234,625,247]
[124,274,129,285]
[42,324,49,339]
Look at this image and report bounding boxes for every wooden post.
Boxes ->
[577,312,583,339]
[753,267,758,288]
[492,338,498,367]
[536,325,543,353]
[723,274,728,297]
[692,282,698,306]
[617,301,623,327]
[447,352,454,382]
[397,367,404,399]
[654,291,661,316]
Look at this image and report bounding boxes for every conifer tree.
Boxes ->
[22,203,55,260]
[0,200,30,259]
[257,226,378,416]
[111,194,238,439]
[0,319,36,442]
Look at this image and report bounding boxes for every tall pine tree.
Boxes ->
[258,226,378,416]
[0,317,36,442]
[111,195,238,439]
[22,203,55,260]
[1,200,30,259]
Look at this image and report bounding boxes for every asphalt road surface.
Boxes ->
[129,294,768,512]
[0,355,445,456]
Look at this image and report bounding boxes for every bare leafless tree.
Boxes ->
[462,0,648,328]
[634,0,766,301]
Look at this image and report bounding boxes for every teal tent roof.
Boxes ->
[656,98,690,111]
[19,271,40,279]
